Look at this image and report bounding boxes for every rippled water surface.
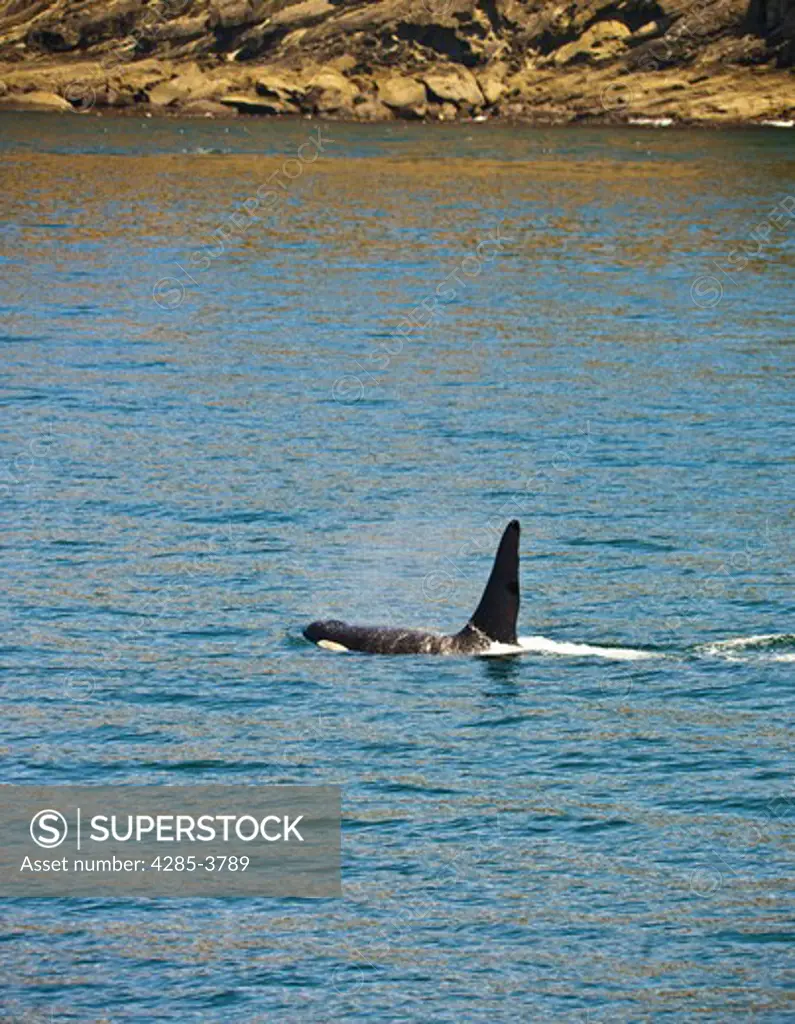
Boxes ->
[1,111,794,1023]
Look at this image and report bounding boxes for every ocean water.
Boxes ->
[1,111,794,1022]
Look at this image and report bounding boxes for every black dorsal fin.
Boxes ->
[466,520,520,643]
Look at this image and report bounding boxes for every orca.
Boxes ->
[304,520,521,655]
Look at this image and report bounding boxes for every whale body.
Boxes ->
[304,520,521,655]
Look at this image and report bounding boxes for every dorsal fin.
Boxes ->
[466,520,520,643]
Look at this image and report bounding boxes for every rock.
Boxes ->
[377,75,426,116]
[353,96,394,120]
[100,59,186,107]
[270,0,337,31]
[0,81,7,98]
[219,93,298,114]
[93,86,135,109]
[148,65,229,107]
[306,67,359,114]
[182,99,237,116]
[422,67,484,108]
[552,20,632,66]
[0,90,73,112]
[255,70,307,103]
[478,65,507,106]
[209,1,263,30]
[62,1,140,50]
[148,79,188,107]
[329,54,357,74]
[1,0,795,127]
[26,25,81,52]
[60,81,101,111]
[145,16,209,46]
[228,0,333,54]
[631,21,662,42]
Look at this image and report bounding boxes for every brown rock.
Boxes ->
[422,67,484,108]
[182,99,238,117]
[1,0,795,127]
[145,16,209,46]
[353,96,394,121]
[631,21,662,42]
[38,1,140,53]
[26,25,81,52]
[0,90,73,112]
[209,1,263,31]
[478,65,507,106]
[306,67,359,114]
[436,101,459,120]
[329,54,357,74]
[270,0,335,31]
[255,70,307,103]
[377,75,427,117]
[104,59,184,102]
[148,65,229,107]
[219,93,298,114]
[94,86,135,109]
[552,21,632,66]
[60,81,101,112]
[148,80,187,107]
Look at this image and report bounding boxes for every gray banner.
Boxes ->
[0,785,340,897]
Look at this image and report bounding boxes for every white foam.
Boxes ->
[697,634,795,663]
[628,117,674,127]
[698,633,790,653]
[477,642,527,658]
[761,119,794,128]
[515,635,659,661]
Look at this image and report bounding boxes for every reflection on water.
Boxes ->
[1,112,794,1022]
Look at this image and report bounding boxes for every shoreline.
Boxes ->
[1,0,792,131]
[0,100,793,131]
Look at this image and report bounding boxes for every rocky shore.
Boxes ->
[0,0,793,125]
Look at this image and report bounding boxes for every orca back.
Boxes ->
[303,519,522,655]
[303,619,448,655]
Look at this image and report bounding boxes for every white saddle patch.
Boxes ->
[317,639,349,653]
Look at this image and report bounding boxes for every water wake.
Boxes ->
[515,635,659,661]
[696,634,795,663]
[484,633,795,663]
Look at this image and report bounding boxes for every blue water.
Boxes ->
[1,110,794,1022]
